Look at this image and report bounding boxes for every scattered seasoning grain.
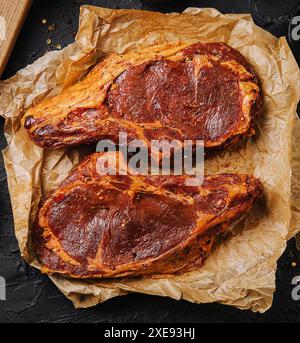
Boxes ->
[46,38,52,45]
[48,23,56,32]
[54,43,62,50]
[41,18,47,24]
[292,261,297,267]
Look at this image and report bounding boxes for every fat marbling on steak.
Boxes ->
[24,42,262,150]
[32,152,263,278]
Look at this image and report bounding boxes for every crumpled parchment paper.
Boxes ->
[0,6,300,313]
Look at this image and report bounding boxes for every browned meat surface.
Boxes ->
[24,42,262,150]
[32,152,263,278]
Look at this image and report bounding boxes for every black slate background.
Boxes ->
[1,0,300,323]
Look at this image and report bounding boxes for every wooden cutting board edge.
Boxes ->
[0,0,32,78]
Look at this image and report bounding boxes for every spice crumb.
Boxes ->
[292,261,297,267]
[48,24,56,32]
[46,38,52,45]
[54,43,62,50]
[41,18,47,24]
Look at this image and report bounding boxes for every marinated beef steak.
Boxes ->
[32,152,263,278]
[24,42,262,150]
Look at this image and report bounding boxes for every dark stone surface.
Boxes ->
[0,0,300,323]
